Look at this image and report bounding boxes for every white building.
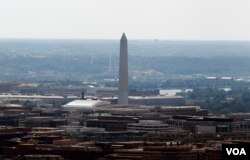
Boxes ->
[62,99,110,113]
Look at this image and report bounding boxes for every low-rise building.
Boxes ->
[127,120,170,132]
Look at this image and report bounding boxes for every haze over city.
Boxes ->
[1,0,250,40]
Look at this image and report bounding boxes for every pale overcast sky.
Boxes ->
[0,0,250,40]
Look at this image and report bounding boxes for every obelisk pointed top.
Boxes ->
[121,33,127,40]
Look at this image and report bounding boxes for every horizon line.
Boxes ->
[0,37,250,42]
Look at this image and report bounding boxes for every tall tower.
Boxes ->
[118,33,128,104]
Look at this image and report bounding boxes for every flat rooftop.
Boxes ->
[129,95,184,99]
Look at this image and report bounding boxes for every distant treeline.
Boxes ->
[1,40,250,80]
[1,54,250,80]
[185,87,250,114]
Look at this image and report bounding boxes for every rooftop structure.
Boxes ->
[127,120,170,132]
[0,94,64,99]
[129,95,185,106]
[62,99,110,112]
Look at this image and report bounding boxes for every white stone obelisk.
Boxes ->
[118,33,128,104]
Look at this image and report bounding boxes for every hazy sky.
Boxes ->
[0,0,250,40]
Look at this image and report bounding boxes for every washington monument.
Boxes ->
[118,33,128,104]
